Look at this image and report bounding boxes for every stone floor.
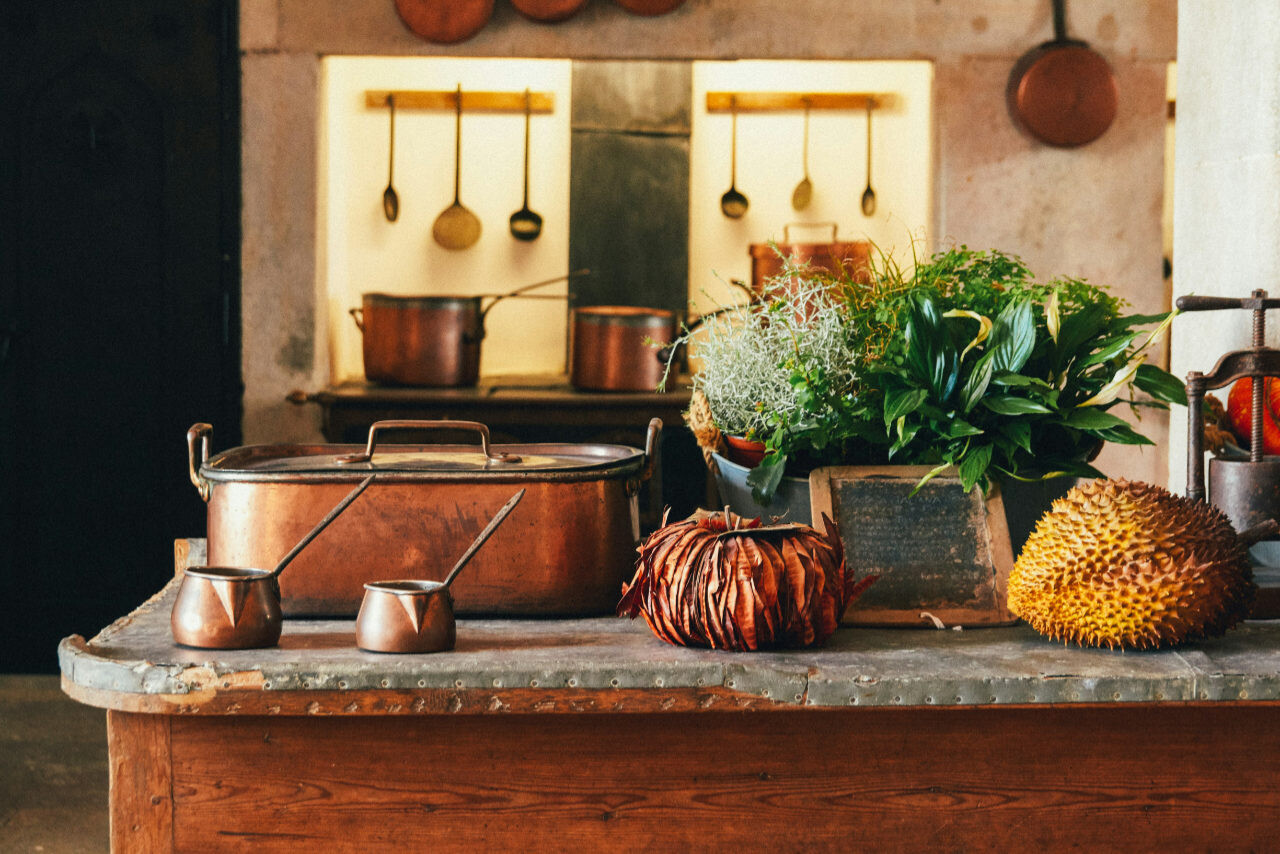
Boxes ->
[0,675,108,853]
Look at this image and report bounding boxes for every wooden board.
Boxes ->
[810,466,1015,627]
[94,706,1280,851]
[108,711,173,853]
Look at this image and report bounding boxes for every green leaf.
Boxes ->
[999,420,1033,453]
[987,299,1036,373]
[1095,423,1156,446]
[957,443,994,493]
[889,420,921,457]
[1111,311,1173,329]
[992,373,1053,389]
[746,453,788,505]
[982,395,1054,415]
[884,387,928,426]
[1063,408,1129,430]
[903,295,942,387]
[942,418,985,439]
[959,352,995,413]
[910,462,953,496]
[1079,331,1140,367]
[1053,302,1110,371]
[1134,363,1188,406]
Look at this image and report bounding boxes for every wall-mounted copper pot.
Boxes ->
[749,223,871,293]
[511,0,589,23]
[569,305,677,393]
[350,269,588,387]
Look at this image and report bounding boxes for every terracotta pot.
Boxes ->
[723,435,766,468]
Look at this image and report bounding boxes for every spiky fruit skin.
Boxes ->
[1008,479,1256,650]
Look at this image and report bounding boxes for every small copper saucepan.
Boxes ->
[356,488,525,653]
[171,474,376,649]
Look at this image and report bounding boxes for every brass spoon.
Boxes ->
[791,99,812,211]
[382,94,399,222]
[861,99,877,217]
[719,97,748,219]
[509,89,543,241]
[432,84,482,250]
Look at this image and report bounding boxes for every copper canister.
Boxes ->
[352,293,482,387]
[570,306,677,392]
[749,224,871,292]
[187,419,660,617]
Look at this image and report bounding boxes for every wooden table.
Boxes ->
[62,545,1280,852]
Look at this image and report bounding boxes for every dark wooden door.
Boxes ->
[0,1,240,671]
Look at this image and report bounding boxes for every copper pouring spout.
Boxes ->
[356,488,525,653]
[171,474,376,649]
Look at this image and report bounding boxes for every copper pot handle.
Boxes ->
[187,423,213,502]
[336,419,521,465]
[640,418,662,483]
[349,307,365,333]
[782,222,838,244]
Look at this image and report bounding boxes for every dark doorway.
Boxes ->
[0,1,240,671]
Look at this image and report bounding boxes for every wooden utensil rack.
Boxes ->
[706,91,897,113]
[364,89,555,113]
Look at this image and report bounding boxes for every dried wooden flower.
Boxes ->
[618,508,876,650]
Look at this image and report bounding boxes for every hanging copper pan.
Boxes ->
[511,0,589,23]
[394,0,494,44]
[614,0,686,16]
[1007,0,1117,148]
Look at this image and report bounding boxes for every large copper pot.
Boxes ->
[569,306,677,392]
[350,270,586,387]
[187,418,659,617]
[749,223,871,292]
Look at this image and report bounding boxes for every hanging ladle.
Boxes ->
[720,96,749,219]
[171,474,377,649]
[791,98,813,211]
[356,488,526,653]
[860,98,877,217]
[509,88,543,241]
[432,83,483,250]
[382,94,400,222]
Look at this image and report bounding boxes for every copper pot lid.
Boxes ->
[574,306,676,328]
[203,442,644,479]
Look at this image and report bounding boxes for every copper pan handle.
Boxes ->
[348,307,365,333]
[336,419,521,465]
[187,423,212,502]
[640,418,662,483]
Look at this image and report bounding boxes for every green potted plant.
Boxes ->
[676,246,1184,537]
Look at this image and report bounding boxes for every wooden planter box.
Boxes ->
[810,465,1016,628]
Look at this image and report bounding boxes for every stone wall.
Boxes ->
[240,0,1176,485]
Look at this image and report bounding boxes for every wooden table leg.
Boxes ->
[107,711,173,853]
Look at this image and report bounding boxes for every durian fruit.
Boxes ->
[1008,478,1257,650]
